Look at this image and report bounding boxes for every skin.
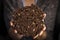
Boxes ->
[23,0,35,6]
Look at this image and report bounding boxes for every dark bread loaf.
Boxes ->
[8,5,46,40]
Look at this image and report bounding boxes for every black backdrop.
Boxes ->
[0,0,7,36]
[0,0,11,40]
[53,0,60,40]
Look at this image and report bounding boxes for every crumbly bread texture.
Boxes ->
[8,4,46,40]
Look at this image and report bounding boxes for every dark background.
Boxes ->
[0,0,11,40]
[0,0,60,40]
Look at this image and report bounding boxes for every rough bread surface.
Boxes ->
[8,5,46,40]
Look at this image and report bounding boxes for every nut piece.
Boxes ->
[18,13,20,16]
[14,29,18,34]
[32,22,35,25]
[10,21,14,27]
[28,26,30,28]
[33,28,35,32]
[43,13,46,19]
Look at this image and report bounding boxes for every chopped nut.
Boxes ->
[43,13,46,19]
[18,13,20,16]
[42,19,44,22]
[33,28,35,32]
[32,22,35,25]
[14,29,17,34]
[10,21,14,27]
[32,10,35,12]
[28,26,30,28]
[41,24,43,26]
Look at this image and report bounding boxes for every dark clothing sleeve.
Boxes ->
[37,0,58,40]
[4,0,23,29]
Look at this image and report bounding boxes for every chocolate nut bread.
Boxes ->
[8,4,46,40]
